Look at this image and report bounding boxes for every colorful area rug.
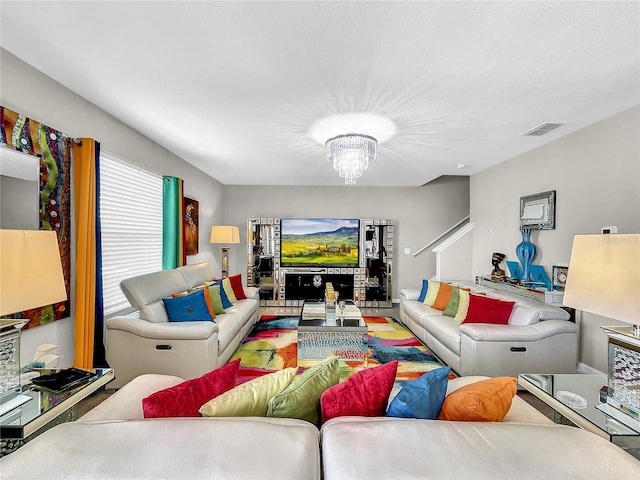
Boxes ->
[230,315,454,393]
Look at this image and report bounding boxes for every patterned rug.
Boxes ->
[230,315,454,393]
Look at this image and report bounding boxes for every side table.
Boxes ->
[518,373,640,460]
[0,367,113,456]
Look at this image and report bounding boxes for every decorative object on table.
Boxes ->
[491,252,506,280]
[516,228,537,282]
[520,190,556,230]
[210,225,240,278]
[552,265,569,290]
[563,234,640,430]
[183,197,199,256]
[0,230,68,415]
[506,261,523,281]
[528,265,552,291]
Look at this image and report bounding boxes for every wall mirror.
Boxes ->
[520,190,556,230]
[0,147,39,230]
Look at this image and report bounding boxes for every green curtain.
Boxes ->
[162,176,185,269]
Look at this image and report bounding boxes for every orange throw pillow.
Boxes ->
[438,377,516,422]
[432,283,453,311]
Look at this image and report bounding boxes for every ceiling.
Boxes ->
[1,1,638,187]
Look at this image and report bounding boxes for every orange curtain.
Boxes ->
[72,138,98,368]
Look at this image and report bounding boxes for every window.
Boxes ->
[99,152,163,316]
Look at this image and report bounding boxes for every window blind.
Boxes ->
[99,152,163,316]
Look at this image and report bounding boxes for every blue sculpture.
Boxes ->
[516,228,536,282]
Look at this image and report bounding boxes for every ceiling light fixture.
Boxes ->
[325,133,377,185]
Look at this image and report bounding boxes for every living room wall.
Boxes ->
[224,177,470,301]
[470,105,640,373]
[1,49,227,365]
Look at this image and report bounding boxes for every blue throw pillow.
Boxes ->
[386,366,450,419]
[213,280,233,309]
[162,288,214,322]
[417,279,429,303]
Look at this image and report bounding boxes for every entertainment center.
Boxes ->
[246,218,394,308]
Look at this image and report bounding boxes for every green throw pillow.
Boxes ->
[267,356,340,426]
[443,286,460,318]
[206,284,227,315]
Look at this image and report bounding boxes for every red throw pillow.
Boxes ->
[320,360,398,423]
[142,359,241,418]
[463,294,515,325]
[228,274,247,300]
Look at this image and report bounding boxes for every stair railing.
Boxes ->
[413,215,470,257]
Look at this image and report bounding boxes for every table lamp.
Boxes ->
[563,234,640,429]
[0,230,68,415]
[210,226,240,278]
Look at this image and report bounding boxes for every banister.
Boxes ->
[413,215,470,257]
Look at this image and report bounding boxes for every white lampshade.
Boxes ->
[563,234,639,325]
[210,226,240,244]
[0,230,68,316]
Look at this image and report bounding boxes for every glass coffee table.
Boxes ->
[297,300,368,367]
[0,367,114,456]
[518,373,640,459]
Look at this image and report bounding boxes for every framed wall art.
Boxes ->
[184,197,199,255]
[520,190,556,230]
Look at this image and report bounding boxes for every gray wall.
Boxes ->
[470,105,640,372]
[1,49,227,365]
[224,177,470,301]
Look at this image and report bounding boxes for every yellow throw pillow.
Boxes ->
[222,277,238,303]
[199,367,297,417]
[454,288,471,322]
[423,281,440,307]
[438,377,517,422]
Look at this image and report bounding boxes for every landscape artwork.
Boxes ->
[280,218,359,266]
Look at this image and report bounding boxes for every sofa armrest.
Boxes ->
[400,288,421,302]
[106,316,218,340]
[459,320,577,342]
[243,286,259,300]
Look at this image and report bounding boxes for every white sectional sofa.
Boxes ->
[2,375,638,479]
[105,263,259,388]
[399,281,578,377]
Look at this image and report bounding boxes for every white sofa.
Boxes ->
[105,263,259,388]
[399,281,578,377]
[2,375,638,479]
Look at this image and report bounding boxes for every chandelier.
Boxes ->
[325,134,377,185]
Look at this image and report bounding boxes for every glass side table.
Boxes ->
[518,373,640,460]
[0,368,113,456]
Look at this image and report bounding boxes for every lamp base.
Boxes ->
[220,247,230,279]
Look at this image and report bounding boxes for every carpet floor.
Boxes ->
[230,315,454,394]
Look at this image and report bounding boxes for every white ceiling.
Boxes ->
[1,1,638,187]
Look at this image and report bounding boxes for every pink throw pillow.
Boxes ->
[228,274,247,300]
[463,294,515,325]
[320,360,398,423]
[142,359,241,418]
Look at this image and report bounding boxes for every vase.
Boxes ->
[516,228,536,282]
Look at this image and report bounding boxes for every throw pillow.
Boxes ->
[162,288,214,322]
[222,277,238,303]
[211,280,233,309]
[228,273,247,300]
[463,294,515,325]
[432,283,453,311]
[199,367,297,417]
[442,286,461,318]
[386,366,450,419]
[320,360,398,423]
[417,279,429,303]
[206,284,226,315]
[423,281,440,307]
[267,356,340,426]
[177,288,216,319]
[438,377,517,422]
[454,288,471,322]
[142,359,240,418]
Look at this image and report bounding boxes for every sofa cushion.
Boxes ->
[200,367,297,417]
[229,274,247,300]
[386,366,450,419]
[421,315,461,355]
[463,294,515,325]
[162,289,214,322]
[267,356,340,426]
[142,359,240,418]
[438,377,517,422]
[321,360,398,423]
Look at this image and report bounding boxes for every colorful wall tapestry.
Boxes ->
[1,106,72,328]
[184,197,199,255]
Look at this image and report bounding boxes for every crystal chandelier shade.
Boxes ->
[325,134,377,185]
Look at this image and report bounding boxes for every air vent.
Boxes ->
[520,123,564,137]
